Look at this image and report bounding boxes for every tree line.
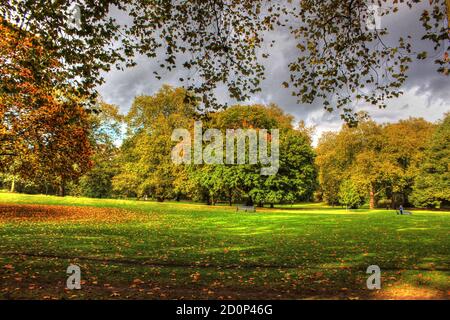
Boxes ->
[98,86,317,207]
[1,86,318,207]
[1,85,448,209]
[316,112,450,209]
[1,2,448,208]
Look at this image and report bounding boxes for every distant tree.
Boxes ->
[74,102,124,198]
[191,104,316,207]
[380,118,435,206]
[316,115,435,208]
[252,128,317,207]
[338,180,364,209]
[113,86,197,201]
[410,113,450,208]
[316,114,382,206]
[315,132,343,205]
[350,120,390,209]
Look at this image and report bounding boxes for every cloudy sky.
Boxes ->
[97,2,449,145]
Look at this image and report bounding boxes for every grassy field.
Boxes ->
[0,192,448,300]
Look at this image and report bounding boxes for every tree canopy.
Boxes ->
[113,86,197,200]
[410,113,450,208]
[1,1,448,120]
[0,19,93,194]
[111,86,317,206]
[316,114,436,208]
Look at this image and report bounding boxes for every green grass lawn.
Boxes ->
[0,192,448,300]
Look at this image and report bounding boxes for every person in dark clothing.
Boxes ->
[399,205,404,215]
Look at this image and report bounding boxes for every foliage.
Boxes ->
[338,180,364,209]
[251,128,317,206]
[380,117,436,203]
[190,104,316,206]
[0,0,279,109]
[0,18,93,195]
[73,102,124,198]
[411,113,450,208]
[288,0,448,123]
[316,115,435,208]
[1,1,447,120]
[113,86,196,200]
[112,97,316,205]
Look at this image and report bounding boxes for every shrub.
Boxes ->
[338,180,363,209]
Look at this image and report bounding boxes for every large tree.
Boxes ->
[410,113,450,208]
[113,85,197,200]
[316,116,387,208]
[316,115,435,208]
[0,20,93,195]
[380,117,435,206]
[190,104,317,207]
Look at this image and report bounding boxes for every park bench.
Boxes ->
[236,205,256,212]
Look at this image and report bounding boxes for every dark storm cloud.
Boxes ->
[382,2,450,104]
[98,2,449,143]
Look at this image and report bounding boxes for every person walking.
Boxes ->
[399,205,404,215]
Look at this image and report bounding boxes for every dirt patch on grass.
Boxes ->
[0,204,143,224]
[371,283,449,300]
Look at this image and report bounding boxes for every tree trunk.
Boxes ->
[10,176,15,193]
[58,181,65,197]
[369,184,375,209]
[270,203,274,208]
